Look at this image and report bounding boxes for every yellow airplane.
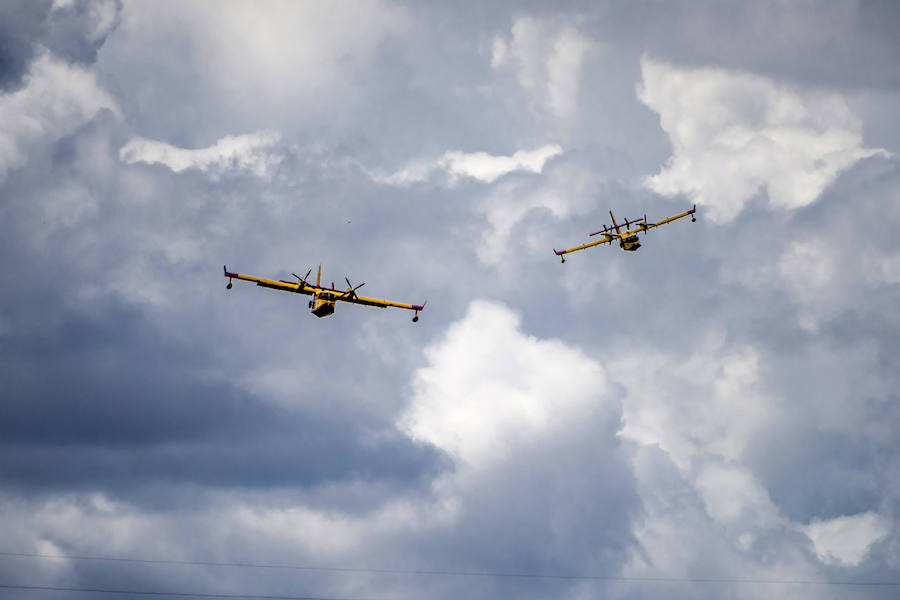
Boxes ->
[224,265,426,322]
[553,205,696,262]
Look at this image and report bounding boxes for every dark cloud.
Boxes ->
[0,112,446,508]
[42,0,122,65]
[589,0,900,90]
[747,427,882,523]
[0,297,443,497]
[0,0,123,93]
[0,0,50,91]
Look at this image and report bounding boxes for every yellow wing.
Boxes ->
[630,205,696,234]
[315,273,425,312]
[223,267,314,295]
[338,292,425,312]
[553,234,616,258]
[224,266,425,313]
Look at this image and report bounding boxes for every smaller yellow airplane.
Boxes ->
[553,205,696,262]
[224,265,426,322]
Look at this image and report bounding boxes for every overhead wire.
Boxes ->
[0,551,898,587]
[0,583,372,600]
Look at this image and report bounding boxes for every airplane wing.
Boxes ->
[632,205,696,233]
[553,234,617,258]
[224,266,314,296]
[337,291,425,312]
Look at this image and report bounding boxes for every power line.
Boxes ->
[0,584,371,600]
[0,551,898,587]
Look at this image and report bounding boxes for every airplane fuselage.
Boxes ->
[309,293,336,317]
[619,235,641,251]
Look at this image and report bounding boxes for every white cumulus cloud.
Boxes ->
[399,300,609,467]
[375,144,562,186]
[441,145,563,183]
[638,57,888,222]
[804,511,889,566]
[119,131,283,179]
[491,17,591,121]
[613,333,772,472]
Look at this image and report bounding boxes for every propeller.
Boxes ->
[292,269,312,286]
[342,277,366,299]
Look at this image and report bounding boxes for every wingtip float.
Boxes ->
[224,264,425,323]
[554,204,696,263]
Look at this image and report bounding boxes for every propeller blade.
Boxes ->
[292,269,312,284]
[341,278,366,299]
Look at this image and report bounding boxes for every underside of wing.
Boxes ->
[647,205,697,230]
[224,267,314,296]
[554,234,616,256]
[224,266,424,319]
[257,279,307,294]
[340,293,424,311]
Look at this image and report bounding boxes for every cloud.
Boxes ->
[400,300,609,466]
[82,0,119,43]
[374,144,562,187]
[470,151,629,268]
[393,300,638,588]
[0,51,120,181]
[0,1,49,92]
[45,0,121,63]
[638,57,889,222]
[371,146,610,270]
[694,463,781,526]
[4,4,900,599]
[112,0,407,128]
[613,332,771,472]
[441,145,563,184]
[491,16,591,120]
[119,131,283,179]
[804,512,890,566]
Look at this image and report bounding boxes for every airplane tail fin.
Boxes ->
[316,264,322,287]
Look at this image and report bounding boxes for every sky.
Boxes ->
[1,1,899,599]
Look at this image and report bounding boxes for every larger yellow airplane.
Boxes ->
[553,205,696,262]
[224,265,426,322]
